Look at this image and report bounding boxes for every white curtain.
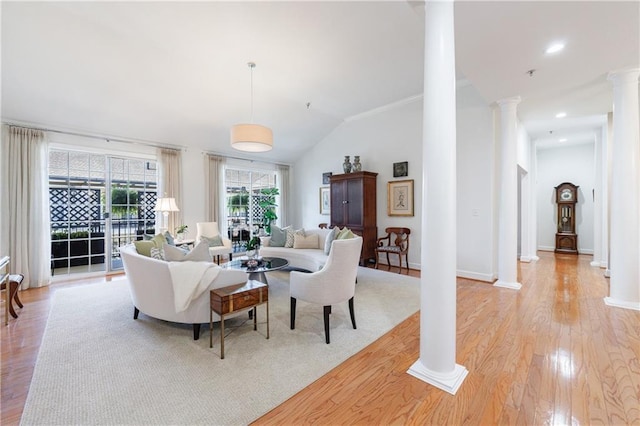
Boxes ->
[0,125,51,288]
[277,164,290,227]
[204,154,226,225]
[157,148,183,235]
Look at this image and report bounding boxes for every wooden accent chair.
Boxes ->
[1,256,24,325]
[375,227,411,274]
[290,236,363,344]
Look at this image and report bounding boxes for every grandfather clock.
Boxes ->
[554,182,579,254]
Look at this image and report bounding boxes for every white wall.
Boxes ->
[455,84,496,281]
[294,83,497,280]
[293,101,424,269]
[536,143,595,253]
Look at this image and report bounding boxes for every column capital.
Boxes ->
[496,96,521,107]
[607,67,640,84]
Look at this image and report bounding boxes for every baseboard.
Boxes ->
[604,297,640,311]
[538,246,555,252]
[456,270,494,283]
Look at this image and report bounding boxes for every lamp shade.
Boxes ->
[154,197,179,212]
[230,124,273,152]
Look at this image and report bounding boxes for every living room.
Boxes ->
[2,1,639,425]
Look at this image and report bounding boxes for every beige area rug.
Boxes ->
[21,267,420,425]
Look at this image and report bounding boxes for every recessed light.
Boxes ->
[546,42,565,54]
[559,138,568,142]
[556,112,567,118]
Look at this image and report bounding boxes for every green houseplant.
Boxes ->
[258,187,279,234]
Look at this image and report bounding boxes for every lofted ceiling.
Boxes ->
[2,1,638,161]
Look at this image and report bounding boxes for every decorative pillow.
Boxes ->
[269,225,288,247]
[200,235,224,247]
[142,234,154,241]
[133,240,156,257]
[324,226,338,255]
[163,231,175,246]
[151,233,168,248]
[164,241,212,262]
[337,227,356,240]
[293,233,319,249]
[285,228,304,248]
[150,247,165,260]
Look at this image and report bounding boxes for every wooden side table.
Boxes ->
[210,280,269,359]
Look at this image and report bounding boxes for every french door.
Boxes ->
[49,150,157,276]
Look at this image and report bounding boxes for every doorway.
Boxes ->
[49,150,157,276]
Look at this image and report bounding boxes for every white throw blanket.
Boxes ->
[167,261,221,313]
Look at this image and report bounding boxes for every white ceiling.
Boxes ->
[2,1,638,162]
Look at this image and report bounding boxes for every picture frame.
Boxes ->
[393,161,408,178]
[319,187,331,215]
[387,179,414,216]
[322,172,332,185]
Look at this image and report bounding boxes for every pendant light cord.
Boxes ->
[248,62,256,124]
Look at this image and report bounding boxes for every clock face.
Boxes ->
[560,189,573,201]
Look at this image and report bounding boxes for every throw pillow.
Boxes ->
[164,241,212,262]
[293,233,319,249]
[150,247,165,260]
[285,228,304,248]
[200,235,224,247]
[152,233,168,248]
[163,231,175,246]
[324,226,338,255]
[142,234,154,241]
[269,225,288,247]
[133,240,156,257]
[337,227,356,240]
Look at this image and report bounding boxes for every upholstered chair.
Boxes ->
[375,227,411,274]
[195,222,233,264]
[289,236,363,344]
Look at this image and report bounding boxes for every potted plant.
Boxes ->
[175,224,189,241]
[258,187,279,234]
[246,236,261,258]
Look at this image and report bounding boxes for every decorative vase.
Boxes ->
[353,156,362,172]
[343,156,352,173]
[246,249,256,259]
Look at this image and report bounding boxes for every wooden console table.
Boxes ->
[210,280,269,359]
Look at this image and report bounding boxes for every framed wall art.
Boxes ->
[319,187,331,215]
[393,161,408,178]
[322,172,332,184]
[387,179,414,216]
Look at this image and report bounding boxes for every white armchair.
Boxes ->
[196,222,233,264]
[290,236,363,344]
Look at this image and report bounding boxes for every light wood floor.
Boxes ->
[2,253,639,425]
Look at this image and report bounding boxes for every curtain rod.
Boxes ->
[203,150,291,167]
[2,120,186,151]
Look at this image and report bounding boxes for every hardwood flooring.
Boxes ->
[2,253,639,425]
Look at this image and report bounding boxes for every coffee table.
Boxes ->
[221,256,289,285]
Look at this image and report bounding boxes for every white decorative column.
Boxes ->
[605,68,640,311]
[407,0,468,395]
[494,97,522,290]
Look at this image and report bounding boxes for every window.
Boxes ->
[224,168,278,252]
[49,149,157,275]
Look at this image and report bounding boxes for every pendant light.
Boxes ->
[231,62,273,152]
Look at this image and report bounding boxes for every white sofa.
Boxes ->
[119,244,247,340]
[260,228,332,272]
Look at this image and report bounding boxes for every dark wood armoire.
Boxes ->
[330,171,378,265]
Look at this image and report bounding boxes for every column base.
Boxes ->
[519,256,531,263]
[590,261,600,267]
[494,280,522,290]
[407,360,468,395]
[604,297,640,311]
[531,255,539,261]
[604,269,611,278]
